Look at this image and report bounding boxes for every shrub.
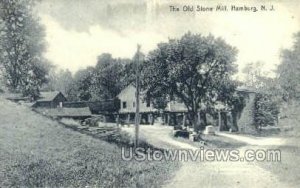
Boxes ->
[254,93,280,128]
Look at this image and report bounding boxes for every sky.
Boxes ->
[36,0,300,79]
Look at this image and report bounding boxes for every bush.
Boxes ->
[254,93,280,128]
[174,130,189,138]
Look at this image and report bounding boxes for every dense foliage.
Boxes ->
[254,93,279,128]
[241,61,281,130]
[142,32,238,129]
[48,53,133,101]
[278,32,300,101]
[0,0,51,99]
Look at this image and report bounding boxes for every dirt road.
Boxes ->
[123,125,289,188]
[216,132,286,146]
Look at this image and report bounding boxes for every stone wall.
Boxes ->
[237,92,257,134]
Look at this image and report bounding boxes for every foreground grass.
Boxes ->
[0,98,179,187]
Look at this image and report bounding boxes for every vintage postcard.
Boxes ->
[0,0,299,187]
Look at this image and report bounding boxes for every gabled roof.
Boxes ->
[37,91,63,102]
[4,93,30,101]
[117,84,147,98]
[39,107,92,117]
[236,86,256,93]
[117,84,135,98]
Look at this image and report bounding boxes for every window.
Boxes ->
[133,102,135,108]
[146,100,151,107]
[122,101,127,109]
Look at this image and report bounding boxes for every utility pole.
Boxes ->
[135,44,141,148]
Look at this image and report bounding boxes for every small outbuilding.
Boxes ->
[32,91,67,108]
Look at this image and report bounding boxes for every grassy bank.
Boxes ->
[0,98,179,187]
[255,101,300,187]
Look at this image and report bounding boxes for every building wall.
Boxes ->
[117,85,156,114]
[32,101,52,108]
[237,92,257,134]
[116,85,259,132]
[52,93,67,108]
[33,93,67,108]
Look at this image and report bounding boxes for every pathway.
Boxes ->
[122,125,289,188]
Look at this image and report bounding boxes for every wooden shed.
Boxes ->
[32,91,67,108]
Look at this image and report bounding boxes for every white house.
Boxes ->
[117,84,157,114]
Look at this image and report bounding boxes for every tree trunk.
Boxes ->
[200,111,207,129]
[220,112,229,131]
[186,110,198,131]
[231,111,239,132]
[193,112,199,131]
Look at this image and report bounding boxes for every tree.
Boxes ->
[240,60,282,129]
[254,92,279,129]
[216,79,243,131]
[72,67,95,101]
[242,61,265,89]
[123,58,138,86]
[142,32,238,130]
[0,0,50,99]
[229,93,246,131]
[91,53,128,100]
[44,68,74,98]
[252,76,281,129]
[278,32,300,101]
[69,53,129,101]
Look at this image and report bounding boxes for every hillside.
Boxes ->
[0,97,178,187]
[278,101,300,139]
